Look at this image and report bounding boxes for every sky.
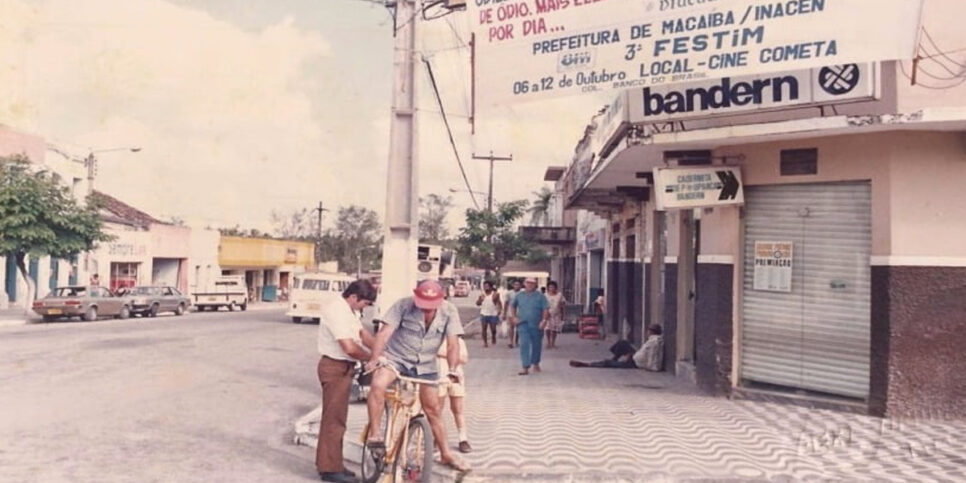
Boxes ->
[0,0,608,234]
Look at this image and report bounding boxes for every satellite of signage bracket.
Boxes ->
[467,0,924,106]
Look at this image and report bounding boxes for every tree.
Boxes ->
[270,208,317,240]
[219,225,264,237]
[0,155,113,310]
[419,194,454,244]
[331,205,382,274]
[528,186,553,226]
[457,200,535,278]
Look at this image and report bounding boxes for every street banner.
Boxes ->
[654,166,743,210]
[468,0,923,106]
[753,241,793,292]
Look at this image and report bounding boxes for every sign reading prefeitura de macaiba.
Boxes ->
[468,0,923,106]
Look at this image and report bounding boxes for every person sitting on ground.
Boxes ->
[569,324,664,371]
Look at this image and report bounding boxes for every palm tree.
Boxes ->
[529,187,553,226]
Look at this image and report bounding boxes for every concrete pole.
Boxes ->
[380,0,420,306]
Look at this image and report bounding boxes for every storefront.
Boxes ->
[218,236,315,302]
[562,46,966,417]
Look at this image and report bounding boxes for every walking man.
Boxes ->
[509,277,549,376]
[316,279,378,483]
[502,279,522,348]
[476,281,501,348]
[364,280,470,472]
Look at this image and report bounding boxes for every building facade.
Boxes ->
[218,236,315,302]
[1,125,82,308]
[555,2,966,418]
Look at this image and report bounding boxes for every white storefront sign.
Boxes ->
[468,0,922,106]
[753,241,793,292]
[628,63,877,121]
[654,166,743,210]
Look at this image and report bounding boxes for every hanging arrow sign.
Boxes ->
[654,166,744,210]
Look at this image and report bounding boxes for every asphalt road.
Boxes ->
[0,307,327,482]
[0,295,484,483]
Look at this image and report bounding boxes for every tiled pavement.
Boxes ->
[299,332,966,481]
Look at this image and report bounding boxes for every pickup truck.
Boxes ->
[192,275,248,312]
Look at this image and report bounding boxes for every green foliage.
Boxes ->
[270,204,384,273]
[219,225,265,237]
[0,154,112,301]
[329,205,383,273]
[457,200,536,276]
[270,207,316,240]
[0,154,113,259]
[529,186,553,226]
[418,194,454,244]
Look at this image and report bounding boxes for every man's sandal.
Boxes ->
[437,455,471,472]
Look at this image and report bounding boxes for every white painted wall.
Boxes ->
[187,227,221,293]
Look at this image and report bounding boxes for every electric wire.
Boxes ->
[423,56,480,210]
[922,28,966,69]
[899,59,966,90]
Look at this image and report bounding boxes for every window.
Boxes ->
[110,263,139,293]
[302,280,330,291]
[781,148,818,175]
[626,235,636,259]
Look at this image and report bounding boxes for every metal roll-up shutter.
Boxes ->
[741,182,871,399]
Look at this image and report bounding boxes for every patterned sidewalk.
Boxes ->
[330,333,966,481]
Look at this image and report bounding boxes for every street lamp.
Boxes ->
[47,145,142,196]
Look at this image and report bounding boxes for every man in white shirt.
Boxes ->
[316,279,377,483]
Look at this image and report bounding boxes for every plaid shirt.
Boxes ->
[382,297,464,375]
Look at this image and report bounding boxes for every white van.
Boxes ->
[287,272,354,323]
[192,275,248,312]
[500,271,550,291]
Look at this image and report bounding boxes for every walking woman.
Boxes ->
[544,281,566,349]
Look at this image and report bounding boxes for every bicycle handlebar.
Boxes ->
[366,359,447,386]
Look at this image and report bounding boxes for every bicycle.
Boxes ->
[359,364,440,483]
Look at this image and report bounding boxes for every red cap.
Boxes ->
[413,280,445,309]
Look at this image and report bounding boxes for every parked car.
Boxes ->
[32,286,133,322]
[192,275,248,312]
[454,280,471,297]
[126,286,190,317]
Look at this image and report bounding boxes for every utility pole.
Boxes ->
[85,153,96,196]
[473,151,512,214]
[380,0,420,306]
[313,202,327,269]
[472,151,512,280]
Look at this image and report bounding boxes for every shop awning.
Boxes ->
[578,107,966,195]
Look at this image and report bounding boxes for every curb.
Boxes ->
[295,408,463,482]
[0,318,29,327]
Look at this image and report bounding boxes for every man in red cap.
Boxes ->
[364,279,469,472]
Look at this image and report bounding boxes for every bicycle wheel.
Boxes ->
[392,416,434,483]
[360,403,391,483]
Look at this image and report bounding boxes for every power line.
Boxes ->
[422,55,480,210]
[922,28,966,69]
[899,59,966,90]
